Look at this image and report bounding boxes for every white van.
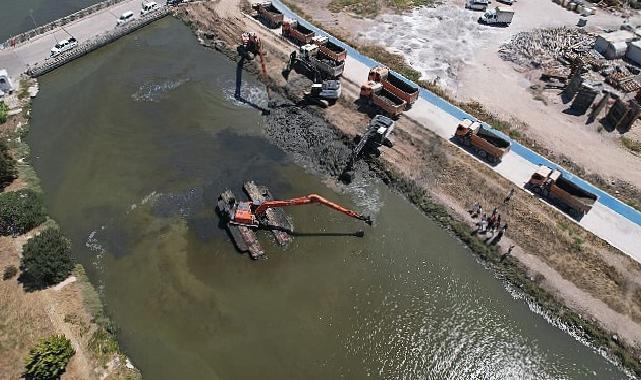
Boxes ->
[141,1,160,16]
[117,11,136,26]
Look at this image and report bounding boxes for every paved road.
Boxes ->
[273,0,641,261]
[0,0,144,83]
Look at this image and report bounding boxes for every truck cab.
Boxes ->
[300,44,318,61]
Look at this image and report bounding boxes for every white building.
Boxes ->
[594,30,637,59]
[626,40,641,66]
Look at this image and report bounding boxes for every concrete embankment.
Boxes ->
[28,8,170,77]
[0,0,168,82]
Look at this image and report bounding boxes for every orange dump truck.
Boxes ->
[360,81,406,118]
[252,2,283,28]
[368,66,419,108]
[282,19,314,45]
[311,36,347,62]
[455,119,511,163]
[527,165,598,218]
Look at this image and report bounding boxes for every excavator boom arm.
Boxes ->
[253,194,371,224]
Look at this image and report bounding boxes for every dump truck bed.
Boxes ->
[318,40,347,61]
[554,176,598,207]
[294,23,313,36]
[312,55,345,78]
[387,72,419,96]
[476,127,510,149]
[381,71,419,106]
[378,88,405,106]
[372,89,405,117]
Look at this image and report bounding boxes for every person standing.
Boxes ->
[504,188,515,204]
[500,245,515,262]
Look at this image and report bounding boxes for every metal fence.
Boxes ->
[27,8,171,77]
[0,0,129,50]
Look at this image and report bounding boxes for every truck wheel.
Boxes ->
[478,150,487,159]
[531,186,541,195]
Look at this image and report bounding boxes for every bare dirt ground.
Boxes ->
[0,97,137,380]
[290,0,641,193]
[177,0,641,365]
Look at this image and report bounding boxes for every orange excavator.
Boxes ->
[230,194,372,227]
[241,32,271,103]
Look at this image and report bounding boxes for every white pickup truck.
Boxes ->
[479,6,515,26]
[50,37,78,57]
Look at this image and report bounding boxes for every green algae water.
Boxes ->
[27,17,630,379]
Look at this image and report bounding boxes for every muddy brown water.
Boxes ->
[26,18,630,379]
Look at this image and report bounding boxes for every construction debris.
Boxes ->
[499,27,595,68]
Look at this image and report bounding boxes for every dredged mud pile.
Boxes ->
[260,76,370,181]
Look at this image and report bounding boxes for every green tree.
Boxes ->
[0,189,46,236]
[24,335,75,380]
[19,228,73,290]
[0,101,8,124]
[0,141,17,190]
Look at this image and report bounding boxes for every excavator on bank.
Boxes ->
[228,193,372,227]
[239,32,272,107]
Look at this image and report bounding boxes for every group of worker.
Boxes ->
[468,188,518,249]
[470,205,506,236]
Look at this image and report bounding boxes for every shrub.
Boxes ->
[3,265,18,280]
[24,335,75,380]
[0,189,46,236]
[19,229,73,290]
[0,101,8,124]
[1,141,18,190]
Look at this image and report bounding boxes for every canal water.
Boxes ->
[26,17,629,380]
[0,0,103,42]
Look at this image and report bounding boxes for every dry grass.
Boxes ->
[0,245,54,378]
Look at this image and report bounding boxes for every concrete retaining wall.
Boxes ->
[0,0,128,50]
[27,8,170,77]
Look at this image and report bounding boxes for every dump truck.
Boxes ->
[368,66,419,108]
[290,44,345,79]
[479,6,515,26]
[282,19,315,45]
[360,81,406,118]
[527,165,598,217]
[454,119,511,163]
[252,2,283,28]
[311,36,347,62]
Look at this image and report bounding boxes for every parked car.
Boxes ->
[50,37,78,57]
[117,11,136,26]
[141,1,160,16]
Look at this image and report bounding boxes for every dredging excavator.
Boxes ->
[217,185,372,259]
[227,193,372,227]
